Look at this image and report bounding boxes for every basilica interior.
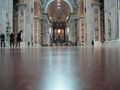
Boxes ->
[0,0,120,46]
[0,0,120,90]
[1,0,104,46]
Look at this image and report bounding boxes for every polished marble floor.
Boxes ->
[0,46,120,90]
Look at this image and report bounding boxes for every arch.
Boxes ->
[45,0,73,13]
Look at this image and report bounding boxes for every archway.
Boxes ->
[45,0,73,13]
[46,0,72,45]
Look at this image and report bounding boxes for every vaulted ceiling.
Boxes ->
[40,0,77,28]
[47,0,71,22]
[41,0,77,12]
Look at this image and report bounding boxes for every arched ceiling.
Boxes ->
[41,0,77,12]
[40,0,77,28]
[47,0,71,22]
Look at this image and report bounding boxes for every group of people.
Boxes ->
[0,31,22,47]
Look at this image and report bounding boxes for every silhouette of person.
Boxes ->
[92,40,94,46]
[10,32,15,47]
[28,42,30,47]
[0,33,5,47]
[16,31,22,47]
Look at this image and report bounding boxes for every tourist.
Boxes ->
[16,31,22,47]
[0,33,5,47]
[92,40,94,46]
[10,32,15,47]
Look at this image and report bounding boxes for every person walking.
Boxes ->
[0,33,5,47]
[92,40,94,46]
[10,32,15,47]
[16,31,22,47]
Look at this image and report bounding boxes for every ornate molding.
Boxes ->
[17,3,27,8]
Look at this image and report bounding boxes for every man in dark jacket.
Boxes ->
[0,33,5,47]
[16,31,22,47]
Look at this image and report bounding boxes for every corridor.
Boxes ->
[0,46,120,90]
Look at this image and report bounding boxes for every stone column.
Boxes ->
[25,0,34,45]
[18,0,35,46]
[0,0,13,43]
[33,18,39,44]
[92,2,101,45]
[63,28,66,42]
[0,0,2,34]
[17,3,26,43]
[6,0,13,41]
[33,0,41,46]
[85,0,94,45]
[77,0,87,45]
[69,19,76,43]
[104,0,119,44]
[53,27,55,43]
[78,17,85,45]
[104,0,110,41]
[41,16,49,45]
[118,0,120,41]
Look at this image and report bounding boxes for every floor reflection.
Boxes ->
[40,47,78,90]
[0,46,120,90]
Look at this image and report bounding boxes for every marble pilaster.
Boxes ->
[41,15,50,45]
[0,0,13,42]
[33,0,41,45]
[104,0,119,45]
[85,0,94,45]
[18,3,26,43]
[118,0,120,41]
[78,17,85,45]
[92,2,101,45]
[68,18,76,43]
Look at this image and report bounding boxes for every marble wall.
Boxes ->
[41,15,50,45]
[33,0,41,45]
[68,18,77,43]
[104,0,119,42]
[77,0,101,46]
[17,0,41,46]
[0,0,13,41]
